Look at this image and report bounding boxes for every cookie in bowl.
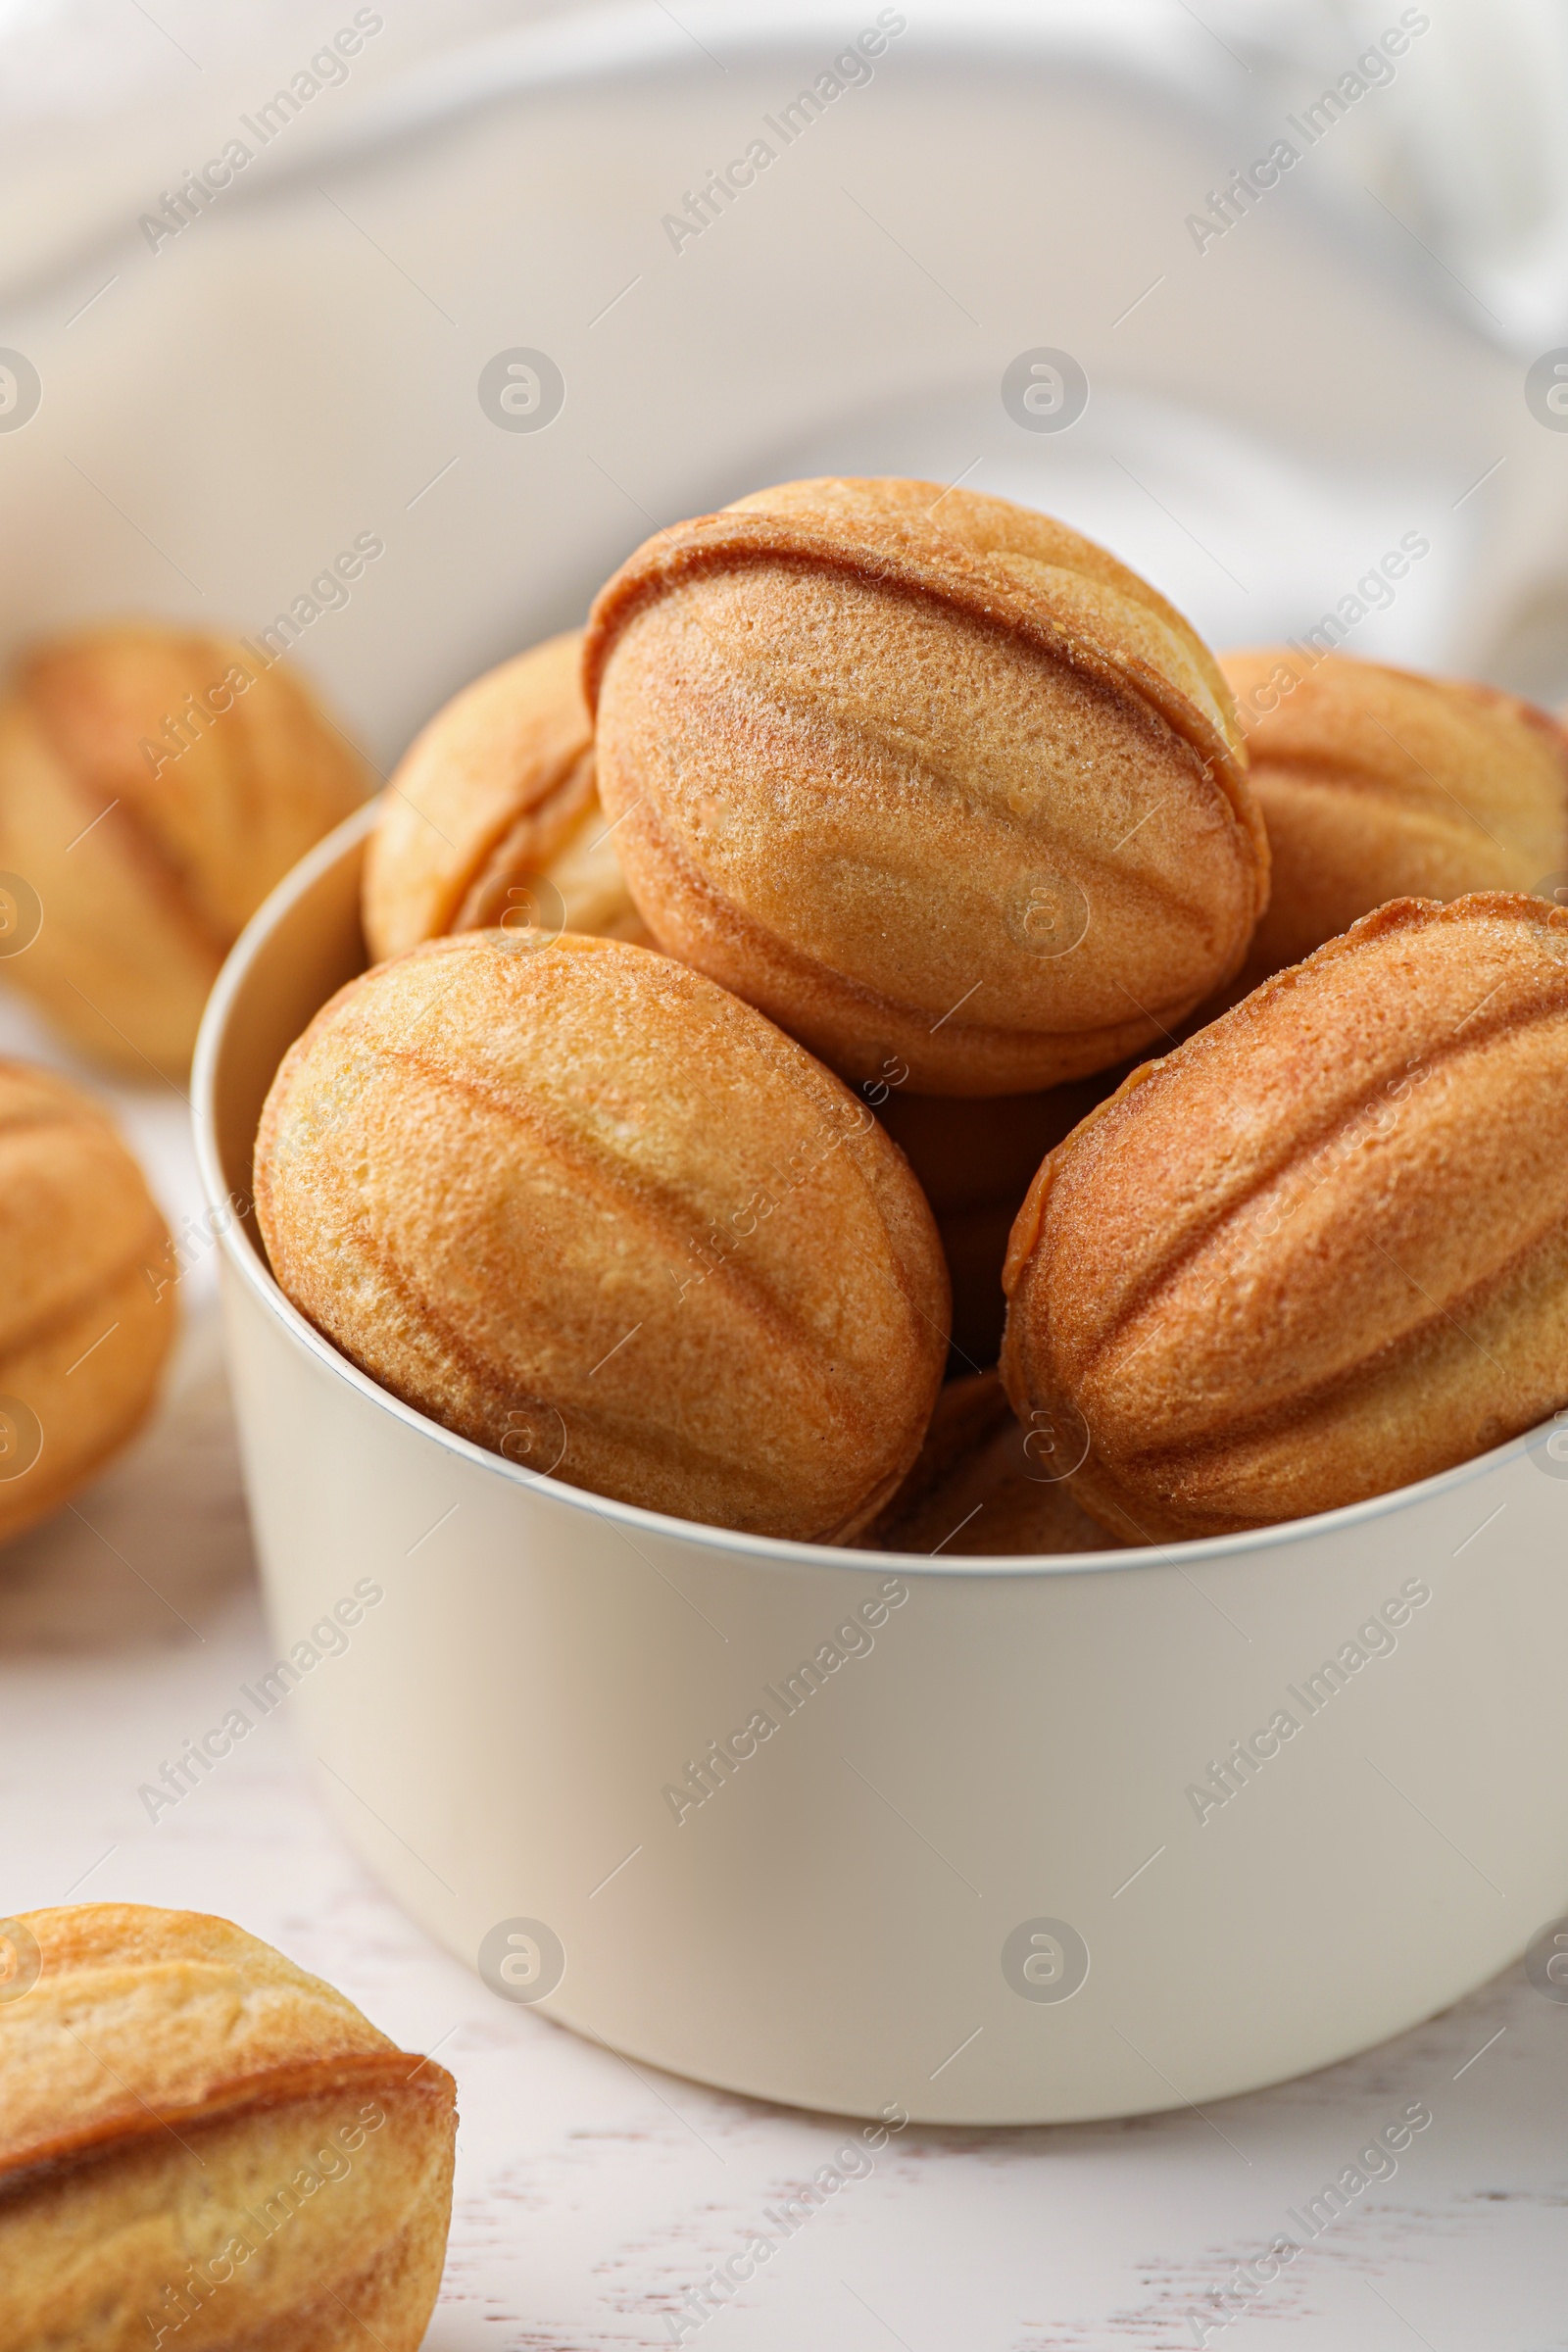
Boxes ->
[870,1370,1123,1555]
[254,930,949,1543]
[363,627,650,963]
[0,1903,456,2350]
[585,476,1267,1094]
[1003,894,1568,1541]
[1221,648,1568,985]
[876,1074,1126,1368]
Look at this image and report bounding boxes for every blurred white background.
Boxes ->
[3,0,1568,762]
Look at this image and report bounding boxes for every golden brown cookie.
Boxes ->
[870,1371,1124,1554]
[878,1074,1125,1366]
[0,1061,175,1545]
[362,628,649,964]
[1222,648,1568,984]
[0,626,367,1079]
[585,476,1266,1094]
[254,930,949,1542]
[1003,894,1568,1540]
[0,1903,456,2351]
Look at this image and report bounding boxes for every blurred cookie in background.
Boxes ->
[1221,647,1568,988]
[0,623,368,1080]
[0,1061,176,1546]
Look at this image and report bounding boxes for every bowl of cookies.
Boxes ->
[195,476,1568,2125]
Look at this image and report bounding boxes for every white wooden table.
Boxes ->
[2,995,1565,2352]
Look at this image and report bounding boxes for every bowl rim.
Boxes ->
[192,803,1554,1583]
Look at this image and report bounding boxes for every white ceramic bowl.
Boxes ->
[193,801,1568,2125]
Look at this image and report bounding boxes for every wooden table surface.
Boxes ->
[3,1008,1565,2352]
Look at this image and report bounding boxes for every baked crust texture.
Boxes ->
[585,476,1266,1095]
[363,628,649,964]
[1221,648,1568,985]
[0,1904,456,2352]
[1003,894,1568,1539]
[254,930,950,1542]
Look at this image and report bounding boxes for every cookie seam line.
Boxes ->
[1060,984,1568,1400]
[0,2048,445,2195]
[584,516,1248,808]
